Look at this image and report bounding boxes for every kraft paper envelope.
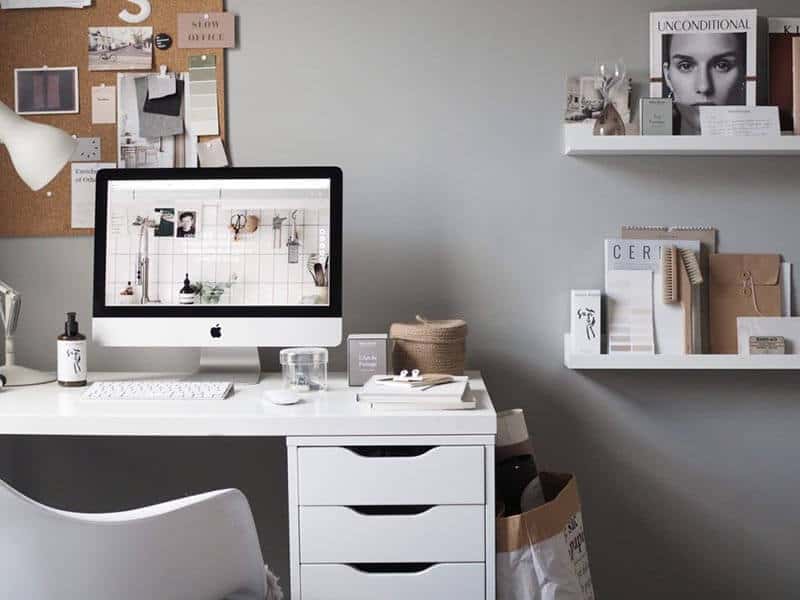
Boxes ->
[709,254,782,354]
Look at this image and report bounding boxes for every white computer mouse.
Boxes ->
[264,389,300,405]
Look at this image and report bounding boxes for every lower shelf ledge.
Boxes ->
[563,334,800,370]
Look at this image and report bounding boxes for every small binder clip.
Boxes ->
[393,369,423,382]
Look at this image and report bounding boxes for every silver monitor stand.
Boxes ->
[191,347,261,385]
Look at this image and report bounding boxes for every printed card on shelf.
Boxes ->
[699,106,781,137]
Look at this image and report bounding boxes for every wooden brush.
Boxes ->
[662,246,679,303]
[678,248,703,286]
[678,252,694,354]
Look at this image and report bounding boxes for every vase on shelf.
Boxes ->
[592,58,626,136]
[593,102,626,136]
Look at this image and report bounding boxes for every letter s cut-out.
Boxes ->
[119,0,151,24]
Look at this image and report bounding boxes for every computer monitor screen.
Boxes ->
[92,167,342,349]
[101,171,334,308]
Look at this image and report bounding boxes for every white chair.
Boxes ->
[0,479,283,600]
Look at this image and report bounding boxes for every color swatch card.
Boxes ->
[91,85,116,124]
[605,239,701,355]
[606,269,655,355]
[187,54,219,136]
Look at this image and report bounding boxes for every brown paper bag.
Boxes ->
[709,254,782,354]
[496,473,594,600]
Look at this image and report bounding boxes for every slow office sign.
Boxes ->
[177,12,235,49]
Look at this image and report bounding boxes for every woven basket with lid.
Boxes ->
[389,316,468,375]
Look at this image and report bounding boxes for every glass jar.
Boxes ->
[279,348,328,392]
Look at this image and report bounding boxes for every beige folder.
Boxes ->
[709,254,782,354]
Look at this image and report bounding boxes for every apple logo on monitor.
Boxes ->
[210,324,222,339]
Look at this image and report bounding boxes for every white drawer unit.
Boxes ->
[300,563,486,600]
[297,445,485,505]
[287,435,495,600]
[299,505,485,563]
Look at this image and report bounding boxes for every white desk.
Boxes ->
[0,371,497,600]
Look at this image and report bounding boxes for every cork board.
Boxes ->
[0,0,226,237]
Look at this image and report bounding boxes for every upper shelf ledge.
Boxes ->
[563,123,800,156]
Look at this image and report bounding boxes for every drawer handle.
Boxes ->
[345,446,435,458]
[347,505,434,516]
[347,563,435,574]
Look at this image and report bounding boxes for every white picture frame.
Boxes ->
[14,66,79,115]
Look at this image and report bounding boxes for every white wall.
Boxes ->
[1,1,799,597]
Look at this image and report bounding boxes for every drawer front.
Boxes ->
[299,505,485,563]
[297,445,485,505]
[301,563,485,600]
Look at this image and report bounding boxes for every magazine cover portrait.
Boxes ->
[650,10,757,135]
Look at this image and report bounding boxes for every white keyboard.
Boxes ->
[84,381,234,401]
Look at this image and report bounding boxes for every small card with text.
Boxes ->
[177,12,235,48]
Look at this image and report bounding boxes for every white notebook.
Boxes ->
[357,376,476,410]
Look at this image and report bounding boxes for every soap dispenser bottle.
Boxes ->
[57,312,87,387]
[179,273,196,305]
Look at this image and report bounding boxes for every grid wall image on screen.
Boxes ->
[105,178,331,307]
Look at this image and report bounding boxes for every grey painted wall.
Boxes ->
[1,0,799,597]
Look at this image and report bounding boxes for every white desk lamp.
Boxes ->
[0,100,76,191]
[0,100,76,385]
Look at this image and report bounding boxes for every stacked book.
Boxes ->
[357,375,476,411]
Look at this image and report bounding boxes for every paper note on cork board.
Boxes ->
[177,12,235,48]
[91,85,116,124]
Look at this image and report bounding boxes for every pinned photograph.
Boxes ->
[154,208,174,237]
[117,73,175,169]
[176,210,197,238]
[14,67,78,115]
[564,75,631,124]
[89,27,153,71]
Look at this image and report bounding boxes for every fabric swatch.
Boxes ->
[147,73,177,100]
[144,79,184,117]
[134,76,184,138]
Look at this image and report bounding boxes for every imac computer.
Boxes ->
[92,167,342,383]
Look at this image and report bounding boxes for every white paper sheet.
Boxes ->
[737,317,800,355]
[71,162,115,228]
[91,85,116,124]
[197,137,228,167]
[782,263,792,317]
[699,106,781,137]
[181,72,198,167]
[1,0,90,7]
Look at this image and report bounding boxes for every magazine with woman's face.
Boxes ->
[649,9,757,135]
